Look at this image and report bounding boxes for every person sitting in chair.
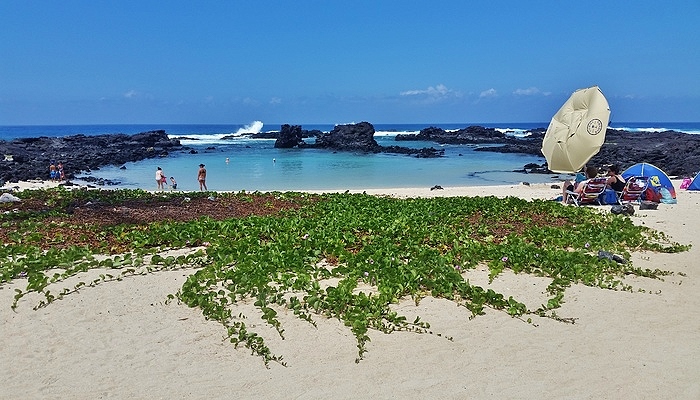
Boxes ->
[605,165,626,192]
[562,165,595,204]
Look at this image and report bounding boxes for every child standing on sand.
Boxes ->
[170,177,177,190]
[49,161,58,181]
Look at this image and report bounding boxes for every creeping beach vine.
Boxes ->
[0,188,689,366]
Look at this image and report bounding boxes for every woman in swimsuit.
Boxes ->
[606,165,626,192]
[155,167,165,190]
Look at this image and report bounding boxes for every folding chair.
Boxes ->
[566,177,608,206]
[617,176,649,204]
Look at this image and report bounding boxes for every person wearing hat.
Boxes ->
[198,163,208,191]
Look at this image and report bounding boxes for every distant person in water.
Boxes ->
[170,177,177,190]
[198,164,208,191]
[155,167,165,190]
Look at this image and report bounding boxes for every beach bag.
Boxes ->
[680,177,692,190]
[601,188,618,205]
[640,200,659,210]
[659,187,677,204]
[0,193,22,203]
[611,203,634,216]
[642,186,662,203]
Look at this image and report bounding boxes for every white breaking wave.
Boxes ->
[377,128,531,138]
[174,121,265,145]
[610,124,700,135]
[236,120,264,135]
[495,128,530,138]
[374,130,419,137]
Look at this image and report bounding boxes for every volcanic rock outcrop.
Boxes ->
[0,130,182,183]
[473,128,700,176]
[275,122,444,158]
[273,124,310,148]
[396,125,514,144]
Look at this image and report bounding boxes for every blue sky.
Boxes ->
[1,1,699,125]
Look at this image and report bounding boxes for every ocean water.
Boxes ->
[1,121,699,191]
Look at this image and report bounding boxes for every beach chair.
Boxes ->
[617,176,648,204]
[566,177,608,206]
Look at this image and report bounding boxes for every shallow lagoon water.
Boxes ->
[77,135,558,191]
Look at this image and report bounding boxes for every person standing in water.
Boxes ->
[198,164,208,191]
[155,167,165,190]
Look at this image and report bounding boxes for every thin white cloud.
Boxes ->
[269,97,282,104]
[399,84,462,105]
[513,87,539,95]
[400,84,458,98]
[479,88,498,98]
[122,89,155,100]
[513,87,551,96]
[242,97,261,106]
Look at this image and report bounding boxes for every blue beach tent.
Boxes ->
[621,162,676,200]
[687,172,700,191]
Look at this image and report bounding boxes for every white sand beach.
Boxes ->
[1,182,699,399]
[1,179,65,192]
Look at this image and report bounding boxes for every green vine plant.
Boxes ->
[0,189,689,367]
[9,248,207,311]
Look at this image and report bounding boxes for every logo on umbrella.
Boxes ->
[587,119,603,135]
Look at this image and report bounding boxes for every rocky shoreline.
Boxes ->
[2,123,699,184]
[270,122,444,158]
[0,130,182,183]
[393,125,700,177]
[269,122,700,177]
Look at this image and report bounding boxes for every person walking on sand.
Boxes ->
[155,167,165,190]
[198,164,208,191]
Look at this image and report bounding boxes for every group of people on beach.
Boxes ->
[155,167,176,190]
[49,160,64,181]
[155,163,207,191]
[561,164,626,204]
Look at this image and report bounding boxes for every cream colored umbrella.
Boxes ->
[541,86,610,173]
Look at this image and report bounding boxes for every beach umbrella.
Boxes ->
[541,86,610,173]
